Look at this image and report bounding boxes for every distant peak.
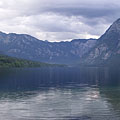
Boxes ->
[112,18,120,26]
[115,18,120,23]
[105,18,120,34]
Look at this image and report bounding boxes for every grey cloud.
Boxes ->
[0,0,120,41]
[46,7,116,18]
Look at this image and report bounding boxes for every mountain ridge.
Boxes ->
[0,31,97,64]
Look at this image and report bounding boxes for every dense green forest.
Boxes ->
[0,55,51,68]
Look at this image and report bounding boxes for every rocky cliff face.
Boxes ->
[83,18,120,66]
[0,32,96,64]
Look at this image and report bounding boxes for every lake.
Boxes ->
[0,67,120,120]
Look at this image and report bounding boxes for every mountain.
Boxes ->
[1,18,120,66]
[0,32,97,64]
[82,18,120,66]
[0,54,50,68]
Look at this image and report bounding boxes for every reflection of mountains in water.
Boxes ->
[0,67,120,91]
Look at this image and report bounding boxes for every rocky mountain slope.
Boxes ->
[82,18,120,66]
[0,32,96,64]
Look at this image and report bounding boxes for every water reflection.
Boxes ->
[0,67,120,119]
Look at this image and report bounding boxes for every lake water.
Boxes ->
[0,67,120,120]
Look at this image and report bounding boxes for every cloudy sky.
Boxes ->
[0,0,120,42]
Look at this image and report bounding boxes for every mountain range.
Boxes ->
[0,18,120,66]
[0,32,96,64]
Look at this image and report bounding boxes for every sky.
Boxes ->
[0,0,120,42]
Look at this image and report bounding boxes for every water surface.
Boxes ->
[0,67,120,120]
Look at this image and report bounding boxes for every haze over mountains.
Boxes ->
[0,18,120,66]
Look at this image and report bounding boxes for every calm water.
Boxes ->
[0,67,120,120]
